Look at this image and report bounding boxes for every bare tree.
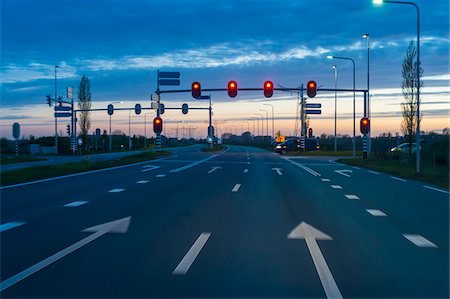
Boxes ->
[401,41,423,154]
[78,75,92,150]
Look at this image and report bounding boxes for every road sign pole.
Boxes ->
[155,70,162,152]
[300,84,305,151]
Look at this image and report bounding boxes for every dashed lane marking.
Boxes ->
[173,233,211,275]
[321,178,330,182]
[244,169,248,173]
[232,184,241,192]
[331,185,342,189]
[352,166,360,170]
[368,170,379,175]
[403,234,438,248]
[108,188,125,193]
[390,176,406,182]
[345,194,360,200]
[0,222,26,233]
[136,180,149,184]
[156,174,166,178]
[366,209,387,217]
[423,185,449,194]
[63,201,88,207]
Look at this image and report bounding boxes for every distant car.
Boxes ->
[275,138,319,153]
[390,143,418,154]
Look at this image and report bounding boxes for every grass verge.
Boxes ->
[201,145,227,152]
[1,156,46,165]
[338,157,449,189]
[0,151,171,186]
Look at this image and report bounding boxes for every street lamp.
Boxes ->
[247,119,256,136]
[263,103,275,138]
[144,112,153,149]
[327,55,356,158]
[333,65,338,152]
[255,113,264,137]
[373,0,421,173]
[259,109,269,136]
[108,101,123,152]
[362,33,371,153]
[54,65,59,153]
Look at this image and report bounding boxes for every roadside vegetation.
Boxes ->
[0,151,170,186]
[1,155,46,165]
[201,145,227,152]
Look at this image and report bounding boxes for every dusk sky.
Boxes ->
[1,0,449,139]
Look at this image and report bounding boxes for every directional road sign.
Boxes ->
[159,71,180,79]
[305,109,321,115]
[54,106,72,111]
[159,79,180,86]
[54,112,72,118]
[305,103,321,109]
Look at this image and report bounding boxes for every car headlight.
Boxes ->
[276,145,281,149]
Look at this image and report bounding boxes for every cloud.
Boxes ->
[422,74,450,81]
[1,62,77,84]
[0,115,35,120]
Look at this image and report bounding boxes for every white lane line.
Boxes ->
[136,180,149,184]
[331,185,342,189]
[366,209,387,217]
[345,194,360,200]
[141,165,161,172]
[272,168,283,175]
[423,185,449,194]
[108,188,125,193]
[352,166,360,170]
[155,174,166,178]
[403,234,438,248]
[0,221,26,233]
[173,233,211,275]
[0,155,177,190]
[390,176,406,182]
[232,184,241,192]
[321,178,330,182]
[278,156,321,176]
[334,170,352,177]
[244,169,248,173]
[368,170,379,175]
[63,201,88,207]
[207,166,222,174]
[170,155,217,173]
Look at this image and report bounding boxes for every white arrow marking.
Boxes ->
[0,217,131,292]
[173,232,211,275]
[272,168,283,175]
[141,165,161,172]
[334,170,352,177]
[288,222,342,299]
[207,166,222,174]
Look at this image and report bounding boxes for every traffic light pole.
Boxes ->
[155,70,162,152]
[300,84,306,151]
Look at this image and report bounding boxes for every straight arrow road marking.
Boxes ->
[288,222,342,299]
[0,217,131,292]
[141,165,161,172]
[334,170,352,177]
[403,234,438,248]
[173,233,211,275]
[207,166,222,174]
[0,221,26,233]
[272,168,283,175]
[232,184,241,192]
[63,201,88,207]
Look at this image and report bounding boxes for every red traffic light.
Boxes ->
[308,128,313,138]
[264,80,273,98]
[228,80,238,97]
[360,117,370,135]
[307,80,317,98]
[153,117,163,134]
[191,81,201,98]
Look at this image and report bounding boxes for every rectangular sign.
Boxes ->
[158,79,180,86]
[54,106,72,111]
[158,71,180,79]
[305,103,321,109]
[305,109,322,115]
[54,112,72,118]
[150,102,159,109]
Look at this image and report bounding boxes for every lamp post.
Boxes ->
[108,101,123,152]
[333,65,338,152]
[144,112,153,149]
[362,33,371,153]
[247,119,256,136]
[128,109,132,150]
[373,0,421,173]
[327,55,356,158]
[259,109,269,136]
[255,113,264,137]
[54,65,59,154]
[263,103,275,138]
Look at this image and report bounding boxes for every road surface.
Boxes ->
[1,145,448,298]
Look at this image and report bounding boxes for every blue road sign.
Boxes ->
[198,95,211,100]
[159,71,180,79]
[159,79,180,86]
[54,106,72,111]
[305,103,321,109]
[305,110,321,115]
[54,112,72,118]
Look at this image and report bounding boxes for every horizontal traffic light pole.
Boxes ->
[159,87,368,94]
[73,107,209,112]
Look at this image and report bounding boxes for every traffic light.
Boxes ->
[308,128,313,138]
[228,80,238,97]
[307,81,317,98]
[191,82,201,98]
[153,117,163,134]
[360,118,370,134]
[264,81,273,98]
[66,124,70,136]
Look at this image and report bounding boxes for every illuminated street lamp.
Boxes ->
[362,33,371,153]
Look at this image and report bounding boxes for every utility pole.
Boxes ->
[54,65,59,154]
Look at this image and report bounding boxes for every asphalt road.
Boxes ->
[1,145,448,298]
